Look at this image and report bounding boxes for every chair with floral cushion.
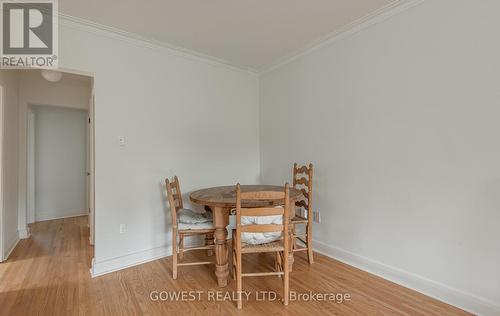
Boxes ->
[166,176,216,279]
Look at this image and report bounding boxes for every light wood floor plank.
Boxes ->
[0,216,471,315]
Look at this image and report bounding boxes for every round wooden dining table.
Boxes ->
[190,185,303,288]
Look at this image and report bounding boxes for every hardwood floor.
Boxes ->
[0,216,471,315]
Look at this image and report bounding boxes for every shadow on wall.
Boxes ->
[158,180,172,247]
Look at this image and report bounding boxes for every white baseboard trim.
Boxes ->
[18,227,30,239]
[313,240,500,316]
[35,211,88,222]
[90,245,173,278]
[2,236,20,261]
[89,235,217,278]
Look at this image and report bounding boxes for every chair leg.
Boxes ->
[178,235,184,261]
[205,233,214,257]
[232,248,236,280]
[275,251,282,275]
[274,252,278,272]
[306,223,314,264]
[231,229,236,280]
[172,230,178,280]
[236,252,243,310]
[292,223,297,251]
[288,223,295,273]
[283,250,289,306]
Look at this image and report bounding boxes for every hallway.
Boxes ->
[0,217,92,315]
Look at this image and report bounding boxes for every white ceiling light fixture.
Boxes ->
[41,69,63,82]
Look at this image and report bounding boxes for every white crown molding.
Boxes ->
[55,1,425,76]
[260,0,425,74]
[57,13,259,75]
[313,240,500,316]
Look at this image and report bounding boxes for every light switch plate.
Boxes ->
[118,136,126,147]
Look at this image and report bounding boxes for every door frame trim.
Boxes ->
[0,84,4,261]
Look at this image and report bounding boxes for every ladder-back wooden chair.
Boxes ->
[232,183,290,309]
[291,163,314,264]
[166,176,216,279]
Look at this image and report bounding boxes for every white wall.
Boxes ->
[34,106,88,221]
[260,0,500,314]
[0,70,19,260]
[28,19,260,274]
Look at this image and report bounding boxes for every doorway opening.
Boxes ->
[0,85,4,261]
[28,105,88,221]
[0,68,95,264]
[24,70,95,247]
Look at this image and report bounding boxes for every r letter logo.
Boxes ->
[1,0,58,68]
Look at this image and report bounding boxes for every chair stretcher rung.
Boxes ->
[242,271,284,277]
[292,234,307,238]
[177,261,215,266]
[181,245,215,252]
[178,229,215,235]
[293,247,308,252]
[291,216,309,223]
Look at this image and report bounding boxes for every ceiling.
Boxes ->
[59,0,399,71]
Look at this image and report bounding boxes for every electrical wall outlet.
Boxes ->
[313,211,321,223]
[119,224,127,234]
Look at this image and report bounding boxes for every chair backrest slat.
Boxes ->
[300,189,309,200]
[294,177,308,186]
[172,193,182,203]
[240,190,285,200]
[235,183,290,247]
[166,176,184,226]
[240,207,284,217]
[293,163,313,214]
[295,165,309,174]
[240,224,284,233]
[295,200,308,209]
